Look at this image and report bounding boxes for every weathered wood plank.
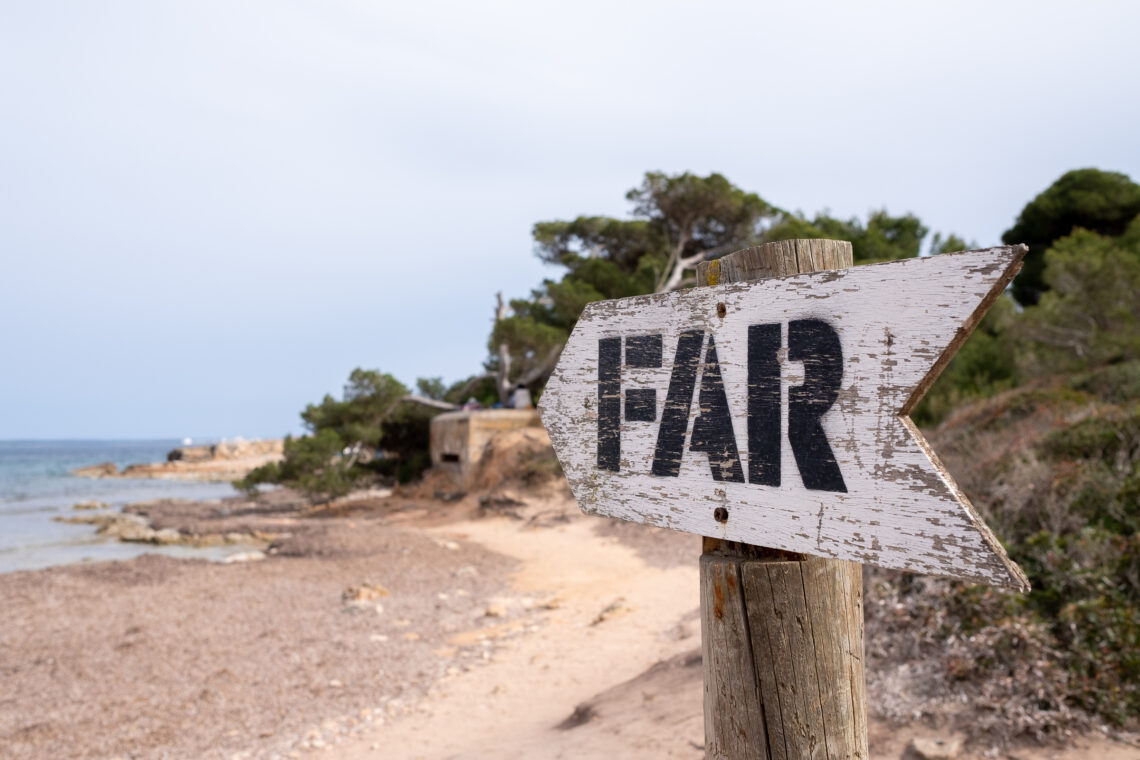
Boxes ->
[702,554,770,760]
[737,559,867,760]
[802,558,866,759]
[540,243,1029,589]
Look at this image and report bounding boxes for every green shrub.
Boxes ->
[235,369,445,500]
[1042,406,1140,462]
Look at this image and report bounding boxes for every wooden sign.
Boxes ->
[540,246,1029,590]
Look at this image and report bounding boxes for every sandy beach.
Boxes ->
[3,468,1139,760]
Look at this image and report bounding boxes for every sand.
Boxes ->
[2,485,1137,760]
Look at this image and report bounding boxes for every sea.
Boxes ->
[0,440,260,574]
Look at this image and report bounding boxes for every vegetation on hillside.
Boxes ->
[871,175,1140,739]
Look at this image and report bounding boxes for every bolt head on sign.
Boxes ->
[539,246,1030,590]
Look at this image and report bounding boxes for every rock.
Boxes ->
[93,513,154,542]
[590,598,631,626]
[342,583,390,602]
[484,604,506,618]
[167,439,283,463]
[152,528,182,545]
[342,601,383,615]
[70,462,119,478]
[223,551,266,563]
[73,499,110,510]
[910,737,962,760]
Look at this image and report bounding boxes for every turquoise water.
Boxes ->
[0,440,251,573]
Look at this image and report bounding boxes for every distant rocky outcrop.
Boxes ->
[70,439,284,483]
[71,462,119,478]
[166,439,282,463]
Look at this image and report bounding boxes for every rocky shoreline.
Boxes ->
[70,438,283,482]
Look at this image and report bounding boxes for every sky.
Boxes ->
[1,0,1138,440]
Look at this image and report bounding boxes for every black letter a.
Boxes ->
[689,336,745,483]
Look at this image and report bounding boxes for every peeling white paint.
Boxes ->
[539,247,1029,590]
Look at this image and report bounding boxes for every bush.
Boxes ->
[236,430,360,501]
[235,369,446,500]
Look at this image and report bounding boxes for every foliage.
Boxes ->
[900,361,1140,732]
[917,215,1140,428]
[415,376,446,401]
[1013,529,1140,725]
[236,368,443,499]
[299,369,408,450]
[443,373,499,408]
[767,208,930,263]
[497,171,950,396]
[1002,168,1140,305]
[912,297,1019,426]
[237,430,358,500]
[1016,219,1140,369]
[929,232,976,255]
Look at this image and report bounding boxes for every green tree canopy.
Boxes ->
[488,172,782,402]
[534,171,779,293]
[1003,168,1140,305]
[492,171,951,399]
[237,369,441,498]
[1017,217,1140,368]
[767,209,931,263]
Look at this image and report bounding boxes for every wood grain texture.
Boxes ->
[700,241,866,760]
[539,242,1029,590]
[702,555,772,760]
[735,558,867,760]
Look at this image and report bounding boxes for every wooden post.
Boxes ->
[695,239,867,760]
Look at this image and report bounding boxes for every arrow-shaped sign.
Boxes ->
[540,246,1029,590]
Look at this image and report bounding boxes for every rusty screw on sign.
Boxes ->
[713,507,729,523]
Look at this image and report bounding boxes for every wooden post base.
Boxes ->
[701,545,866,760]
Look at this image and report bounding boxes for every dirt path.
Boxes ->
[334,511,1140,760]
[337,514,704,759]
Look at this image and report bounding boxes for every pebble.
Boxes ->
[484,604,506,618]
[343,582,390,602]
[153,528,182,545]
[223,551,266,563]
[910,737,962,760]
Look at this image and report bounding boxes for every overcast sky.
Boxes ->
[2,1,1138,439]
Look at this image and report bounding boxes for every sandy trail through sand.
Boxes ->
[336,510,1140,760]
[338,514,703,759]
